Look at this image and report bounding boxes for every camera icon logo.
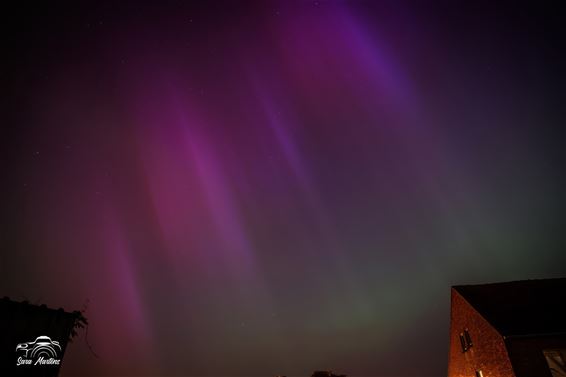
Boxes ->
[16,336,61,359]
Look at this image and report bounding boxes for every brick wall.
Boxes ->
[447,289,515,377]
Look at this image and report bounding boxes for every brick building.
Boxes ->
[448,278,566,377]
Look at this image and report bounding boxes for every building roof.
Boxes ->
[453,278,566,337]
[0,297,82,376]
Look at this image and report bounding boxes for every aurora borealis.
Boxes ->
[3,1,565,376]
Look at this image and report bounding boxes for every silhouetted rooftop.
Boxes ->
[0,297,84,376]
[453,278,566,337]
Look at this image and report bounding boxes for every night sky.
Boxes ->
[3,1,565,376]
